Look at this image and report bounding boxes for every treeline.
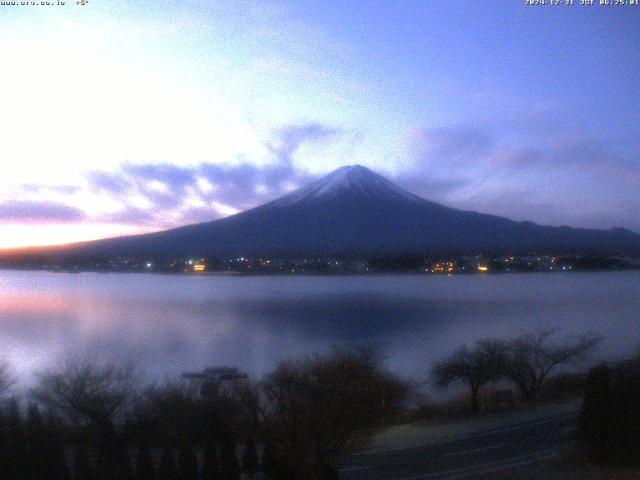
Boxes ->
[431,329,602,414]
[579,355,640,466]
[0,400,69,479]
[1,330,630,478]
[0,396,250,480]
[0,351,407,480]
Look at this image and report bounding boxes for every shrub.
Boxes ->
[579,358,640,465]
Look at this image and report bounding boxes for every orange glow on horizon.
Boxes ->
[0,223,159,250]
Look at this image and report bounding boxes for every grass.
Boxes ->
[405,372,588,423]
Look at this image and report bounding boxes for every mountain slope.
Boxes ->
[53,164,639,259]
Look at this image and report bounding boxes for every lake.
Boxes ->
[0,270,638,387]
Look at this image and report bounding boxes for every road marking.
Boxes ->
[467,413,577,437]
[381,447,559,480]
[442,450,558,480]
[353,413,576,457]
[339,465,373,472]
[441,442,506,457]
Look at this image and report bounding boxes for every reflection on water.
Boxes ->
[0,270,638,385]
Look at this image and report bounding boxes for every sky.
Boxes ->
[0,0,638,248]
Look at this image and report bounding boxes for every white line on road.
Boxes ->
[441,442,506,457]
[467,413,578,438]
[442,450,558,480]
[353,413,575,457]
[339,465,373,472]
[382,447,560,480]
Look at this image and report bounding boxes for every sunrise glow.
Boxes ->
[0,1,638,247]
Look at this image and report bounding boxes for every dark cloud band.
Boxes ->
[0,201,86,224]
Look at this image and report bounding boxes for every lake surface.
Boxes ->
[0,270,638,386]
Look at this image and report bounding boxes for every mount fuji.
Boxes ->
[26,165,640,258]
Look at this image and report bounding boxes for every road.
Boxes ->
[340,411,578,480]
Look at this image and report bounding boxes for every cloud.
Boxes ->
[267,122,342,164]
[86,171,132,195]
[197,122,334,209]
[403,122,640,231]
[97,207,157,226]
[8,117,636,234]
[0,201,86,224]
[83,122,341,227]
[122,163,197,191]
[178,206,231,225]
[0,121,346,232]
[93,159,318,227]
[393,125,494,200]
[392,176,470,199]
[411,126,494,165]
[21,184,81,195]
[198,162,303,210]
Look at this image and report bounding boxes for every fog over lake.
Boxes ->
[1,270,638,386]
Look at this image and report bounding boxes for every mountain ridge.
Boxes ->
[3,165,639,259]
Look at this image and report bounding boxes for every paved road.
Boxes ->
[340,412,578,480]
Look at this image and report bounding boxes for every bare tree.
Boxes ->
[31,359,139,428]
[505,329,602,402]
[256,350,407,480]
[431,340,507,414]
[132,380,208,445]
[0,362,15,397]
[31,359,140,477]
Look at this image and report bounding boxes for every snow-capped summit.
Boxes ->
[273,164,421,207]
